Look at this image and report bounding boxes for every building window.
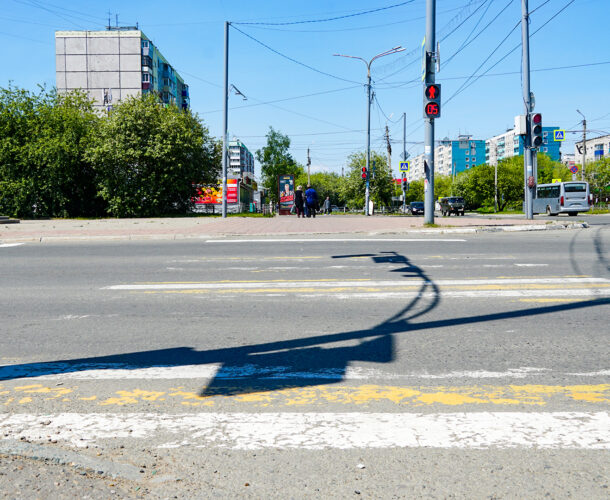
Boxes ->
[142,40,149,48]
[142,73,150,83]
[542,147,548,152]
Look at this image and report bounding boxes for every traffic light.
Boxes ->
[361,166,367,179]
[423,83,441,119]
[402,178,407,191]
[529,113,542,149]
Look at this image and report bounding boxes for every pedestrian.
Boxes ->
[294,185,304,218]
[323,196,331,215]
[305,184,318,218]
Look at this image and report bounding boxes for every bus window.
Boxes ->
[564,183,586,192]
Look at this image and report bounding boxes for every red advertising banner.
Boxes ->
[193,179,239,205]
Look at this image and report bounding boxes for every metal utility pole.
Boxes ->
[334,46,405,216]
[221,21,230,218]
[577,109,586,180]
[402,112,407,164]
[494,161,498,212]
[423,0,437,224]
[385,124,392,177]
[521,0,534,220]
[307,147,311,185]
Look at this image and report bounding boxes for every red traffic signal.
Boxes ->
[361,166,367,179]
[424,84,440,100]
[529,113,543,148]
[423,83,441,119]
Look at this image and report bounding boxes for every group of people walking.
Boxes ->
[293,185,331,218]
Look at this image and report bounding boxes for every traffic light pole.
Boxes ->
[365,69,371,216]
[521,0,534,220]
[424,0,436,225]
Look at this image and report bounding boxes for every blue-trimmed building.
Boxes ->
[486,126,561,165]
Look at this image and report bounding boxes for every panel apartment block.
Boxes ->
[55,28,189,112]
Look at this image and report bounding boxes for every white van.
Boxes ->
[533,181,591,216]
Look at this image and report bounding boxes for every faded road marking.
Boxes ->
[0,412,607,449]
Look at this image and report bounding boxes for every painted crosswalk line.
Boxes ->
[0,412,608,450]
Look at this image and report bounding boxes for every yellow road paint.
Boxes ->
[139,283,609,295]
[2,384,608,407]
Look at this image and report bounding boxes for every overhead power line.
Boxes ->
[230,25,361,84]
[232,1,415,26]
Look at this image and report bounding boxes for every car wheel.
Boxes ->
[461,211,465,216]
[569,212,577,216]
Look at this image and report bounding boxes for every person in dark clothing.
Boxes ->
[294,185,304,218]
[305,184,318,218]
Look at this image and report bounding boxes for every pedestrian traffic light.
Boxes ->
[402,179,407,191]
[529,113,543,149]
[423,83,441,119]
[361,166,367,179]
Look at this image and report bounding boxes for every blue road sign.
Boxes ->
[399,161,410,172]
[570,165,579,174]
[553,130,565,141]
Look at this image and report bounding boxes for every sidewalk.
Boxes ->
[0,214,588,243]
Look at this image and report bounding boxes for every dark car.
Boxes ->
[439,197,465,216]
[408,201,424,215]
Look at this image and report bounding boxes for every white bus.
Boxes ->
[533,181,591,216]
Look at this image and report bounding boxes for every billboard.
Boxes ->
[278,175,294,214]
[193,179,239,205]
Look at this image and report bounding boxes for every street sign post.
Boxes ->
[399,161,410,172]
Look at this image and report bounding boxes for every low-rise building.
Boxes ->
[574,133,610,164]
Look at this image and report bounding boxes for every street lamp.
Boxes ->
[576,109,586,181]
[334,46,405,216]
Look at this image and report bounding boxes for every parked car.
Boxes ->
[408,201,424,215]
[439,196,465,216]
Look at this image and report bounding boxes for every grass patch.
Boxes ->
[424,223,441,228]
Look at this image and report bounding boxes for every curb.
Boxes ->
[0,222,588,244]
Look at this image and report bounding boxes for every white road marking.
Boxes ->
[204,238,467,243]
[329,289,610,300]
[0,243,24,248]
[515,263,549,267]
[1,412,607,450]
[3,363,606,381]
[104,277,609,291]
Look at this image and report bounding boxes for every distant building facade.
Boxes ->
[574,133,610,164]
[485,126,561,166]
[410,135,486,181]
[55,28,189,112]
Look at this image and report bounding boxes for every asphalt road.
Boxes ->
[1,228,609,498]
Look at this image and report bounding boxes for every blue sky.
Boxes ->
[2,0,609,178]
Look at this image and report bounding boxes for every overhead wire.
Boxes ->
[230,25,362,84]
[232,1,414,26]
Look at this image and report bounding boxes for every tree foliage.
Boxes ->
[0,85,101,217]
[341,151,393,209]
[86,94,219,217]
[255,127,304,201]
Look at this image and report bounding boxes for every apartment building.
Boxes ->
[409,135,486,181]
[574,133,610,164]
[485,126,561,166]
[55,28,189,112]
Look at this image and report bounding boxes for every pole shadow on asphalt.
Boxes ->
[1,246,609,393]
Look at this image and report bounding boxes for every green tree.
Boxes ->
[0,85,100,218]
[295,171,345,207]
[585,157,610,202]
[255,127,304,201]
[341,151,393,210]
[536,153,572,184]
[86,94,218,217]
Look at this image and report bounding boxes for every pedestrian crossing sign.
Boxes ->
[399,161,410,172]
[553,130,565,141]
